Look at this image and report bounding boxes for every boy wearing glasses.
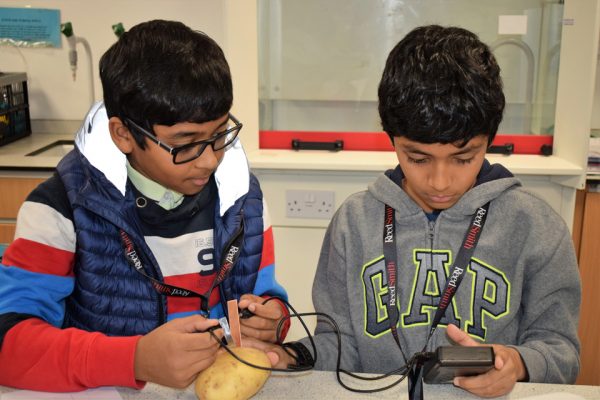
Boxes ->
[0,20,288,391]
[248,25,580,398]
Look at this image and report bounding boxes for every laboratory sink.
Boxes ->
[26,140,75,157]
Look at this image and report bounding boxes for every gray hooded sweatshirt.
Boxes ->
[299,160,580,384]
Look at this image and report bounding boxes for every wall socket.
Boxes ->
[286,189,335,219]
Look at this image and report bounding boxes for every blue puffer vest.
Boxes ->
[55,148,265,336]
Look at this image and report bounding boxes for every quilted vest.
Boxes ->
[56,148,264,336]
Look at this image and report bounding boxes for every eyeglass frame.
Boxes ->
[124,114,242,164]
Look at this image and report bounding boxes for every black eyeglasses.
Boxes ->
[124,114,242,164]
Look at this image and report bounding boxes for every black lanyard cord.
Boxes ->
[383,202,490,400]
[119,217,244,315]
[383,203,490,346]
[425,203,490,342]
[203,218,245,310]
[383,203,409,363]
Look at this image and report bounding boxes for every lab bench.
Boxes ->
[1,371,600,399]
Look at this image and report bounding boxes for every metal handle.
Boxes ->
[487,143,514,155]
[291,139,343,151]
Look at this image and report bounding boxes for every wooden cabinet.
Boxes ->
[0,177,46,243]
[573,185,600,385]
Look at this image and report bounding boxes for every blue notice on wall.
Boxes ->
[0,7,61,47]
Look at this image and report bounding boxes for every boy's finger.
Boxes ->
[166,314,214,333]
[495,351,505,370]
[242,336,273,352]
[187,339,222,353]
[238,294,262,308]
[247,302,282,320]
[446,324,478,347]
[266,351,279,367]
[240,324,275,342]
[456,371,514,398]
[240,314,270,330]
[242,338,286,368]
[185,316,220,334]
[179,332,223,352]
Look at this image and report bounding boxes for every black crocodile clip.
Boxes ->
[239,308,255,319]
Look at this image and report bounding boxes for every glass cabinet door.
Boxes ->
[258,0,563,153]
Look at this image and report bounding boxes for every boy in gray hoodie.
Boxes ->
[249,25,581,398]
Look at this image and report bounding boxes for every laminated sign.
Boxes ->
[0,7,61,48]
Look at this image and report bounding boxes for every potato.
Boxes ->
[195,346,271,400]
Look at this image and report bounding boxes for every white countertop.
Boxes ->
[1,371,599,399]
[0,132,586,177]
[0,133,75,170]
[246,149,584,176]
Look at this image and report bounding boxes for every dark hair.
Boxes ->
[99,20,233,148]
[378,25,505,146]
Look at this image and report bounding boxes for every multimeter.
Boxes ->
[423,346,495,384]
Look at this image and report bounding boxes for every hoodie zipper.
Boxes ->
[428,217,436,350]
[428,220,435,245]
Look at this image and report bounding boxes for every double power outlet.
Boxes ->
[286,189,335,219]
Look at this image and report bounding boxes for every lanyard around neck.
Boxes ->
[382,202,490,350]
[119,218,244,315]
[383,202,490,400]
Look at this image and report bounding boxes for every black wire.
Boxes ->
[207,295,417,393]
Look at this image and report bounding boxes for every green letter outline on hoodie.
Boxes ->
[401,249,461,329]
[362,256,400,338]
[465,258,510,340]
[361,251,511,340]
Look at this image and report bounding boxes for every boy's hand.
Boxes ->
[242,337,294,369]
[134,315,222,388]
[445,324,527,398]
[238,294,284,343]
